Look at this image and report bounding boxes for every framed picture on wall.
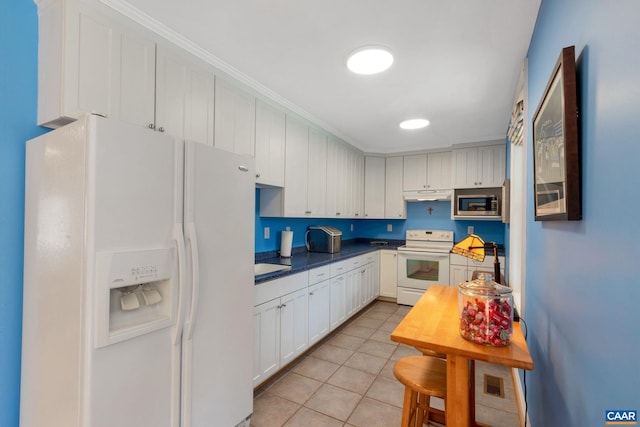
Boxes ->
[532,45,581,221]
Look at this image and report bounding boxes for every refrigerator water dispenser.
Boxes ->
[95,248,176,347]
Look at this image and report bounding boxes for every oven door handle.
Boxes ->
[398,252,451,260]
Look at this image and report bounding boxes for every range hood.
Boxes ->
[403,189,452,201]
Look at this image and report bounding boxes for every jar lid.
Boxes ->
[458,272,513,297]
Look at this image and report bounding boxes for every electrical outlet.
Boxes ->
[467,226,474,235]
[264,227,270,239]
[387,224,393,232]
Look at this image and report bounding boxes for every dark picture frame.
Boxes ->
[532,45,581,221]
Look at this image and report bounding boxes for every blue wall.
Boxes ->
[0,1,47,425]
[256,189,505,252]
[525,0,640,425]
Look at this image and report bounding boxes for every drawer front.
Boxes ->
[345,257,362,270]
[364,251,379,264]
[254,272,307,306]
[308,265,331,285]
[330,260,349,277]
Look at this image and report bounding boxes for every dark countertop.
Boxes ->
[254,238,404,284]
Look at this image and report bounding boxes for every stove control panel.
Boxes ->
[405,229,453,242]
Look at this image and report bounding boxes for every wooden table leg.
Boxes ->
[446,354,470,427]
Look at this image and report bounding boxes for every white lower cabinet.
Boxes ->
[279,288,309,366]
[361,264,377,308]
[308,279,330,346]
[254,251,382,387]
[345,267,361,318]
[449,253,506,286]
[379,250,398,298]
[329,274,346,331]
[253,274,308,387]
[253,288,308,387]
[358,252,380,305]
[253,298,280,386]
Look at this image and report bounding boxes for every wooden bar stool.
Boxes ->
[393,355,447,427]
[415,347,479,427]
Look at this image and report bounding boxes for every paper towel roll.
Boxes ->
[280,230,293,258]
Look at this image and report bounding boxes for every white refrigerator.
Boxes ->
[21,114,254,427]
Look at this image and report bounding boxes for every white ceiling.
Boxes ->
[106,0,540,154]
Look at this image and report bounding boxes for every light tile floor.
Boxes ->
[252,301,521,427]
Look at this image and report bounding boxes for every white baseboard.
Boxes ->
[512,367,532,427]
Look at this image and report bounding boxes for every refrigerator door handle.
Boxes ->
[173,225,187,346]
[185,222,200,340]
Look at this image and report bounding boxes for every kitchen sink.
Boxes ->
[254,263,292,276]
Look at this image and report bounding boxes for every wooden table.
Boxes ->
[390,285,533,427]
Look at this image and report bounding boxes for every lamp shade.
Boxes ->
[451,234,486,262]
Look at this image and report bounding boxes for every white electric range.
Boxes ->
[396,229,454,306]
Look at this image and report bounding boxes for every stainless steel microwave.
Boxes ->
[453,187,503,219]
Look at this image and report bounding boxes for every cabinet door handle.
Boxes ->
[305,210,312,214]
[238,165,249,172]
[336,212,341,216]
[255,173,261,178]
[148,123,155,130]
[158,127,165,133]
[309,292,314,296]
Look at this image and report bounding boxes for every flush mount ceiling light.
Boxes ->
[399,118,430,130]
[346,46,394,75]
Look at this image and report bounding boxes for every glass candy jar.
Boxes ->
[458,273,513,346]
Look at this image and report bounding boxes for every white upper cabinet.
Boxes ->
[353,152,365,218]
[403,154,427,191]
[214,78,256,156]
[184,66,216,146]
[307,127,328,217]
[426,151,452,190]
[36,0,217,146]
[254,99,285,187]
[260,116,327,218]
[155,46,216,145]
[403,152,452,191]
[364,156,386,219]
[113,29,156,129]
[452,144,506,188]
[36,0,156,128]
[325,138,344,217]
[264,116,326,217]
[154,47,187,138]
[385,157,406,219]
[326,138,364,218]
[283,116,310,216]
